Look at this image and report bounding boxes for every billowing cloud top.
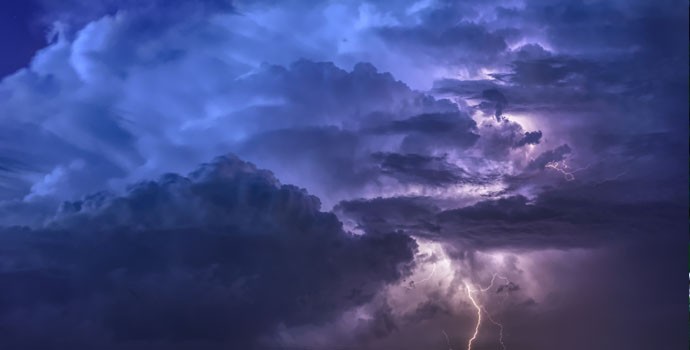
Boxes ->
[0,0,687,349]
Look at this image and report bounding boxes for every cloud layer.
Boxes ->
[0,0,686,349]
[0,155,416,349]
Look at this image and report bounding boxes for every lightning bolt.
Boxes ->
[442,329,454,350]
[545,160,590,181]
[482,306,506,350]
[462,274,511,350]
[404,263,438,290]
[464,281,482,350]
[415,263,438,285]
[479,273,509,292]
[405,240,512,350]
[594,169,628,186]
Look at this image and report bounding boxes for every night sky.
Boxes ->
[0,1,687,349]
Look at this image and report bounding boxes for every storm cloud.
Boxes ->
[0,0,687,349]
[0,155,416,349]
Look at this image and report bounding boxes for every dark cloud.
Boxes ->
[514,130,542,148]
[492,57,591,86]
[373,112,475,136]
[481,89,507,120]
[370,112,479,153]
[527,144,571,170]
[338,179,686,251]
[0,155,416,349]
[371,152,479,187]
[335,196,440,235]
[514,43,552,60]
[439,195,559,223]
[0,1,686,349]
[470,118,543,160]
[522,0,688,56]
[496,281,519,294]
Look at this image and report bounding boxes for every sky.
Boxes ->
[0,1,687,349]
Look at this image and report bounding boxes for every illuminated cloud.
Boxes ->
[0,0,686,349]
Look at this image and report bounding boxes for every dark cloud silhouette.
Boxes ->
[370,112,479,153]
[439,195,559,223]
[474,119,543,160]
[496,281,520,294]
[371,152,479,187]
[481,89,508,120]
[373,112,476,136]
[0,155,416,349]
[514,43,552,60]
[339,180,685,250]
[335,196,440,235]
[514,131,542,148]
[493,58,589,86]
